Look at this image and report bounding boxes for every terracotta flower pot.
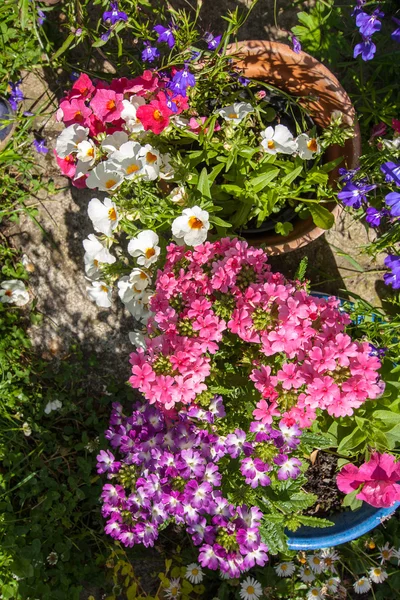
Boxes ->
[227,40,361,255]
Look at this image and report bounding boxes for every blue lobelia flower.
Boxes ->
[353,36,376,61]
[169,66,195,97]
[355,9,384,37]
[385,191,400,217]
[392,17,400,43]
[204,32,222,51]
[380,161,400,185]
[102,2,128,25]
[337,181,376,209]
[153,25,176,48]
[8,81,24,111]
[37,9,46,26]
[384,255,400,289]
[365,206,385,227]
[33,138,48,154]
[338,167,360,182]
[289,33,301,54]
[142,43,160,63]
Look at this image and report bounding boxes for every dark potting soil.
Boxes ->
[303,452,343,518]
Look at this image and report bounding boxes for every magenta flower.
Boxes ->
[337,453,400,508]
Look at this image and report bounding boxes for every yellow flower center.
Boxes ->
[307,138,318,152]
[312,557,320,564]
[374,569,381,576]
[188,216,203,229]
[247,586,255,594]
[146,151,158,164]
[86,147,94,157]
[281,564,287,571]
[108,207,117,221]
[153,109,163,121]
[358,579,365,585]
[145,247,156,259]
[267,140,275,149]
[171,587,178,595]
[74,110,83,121]
[228,112,238,119]
[101,285,108,293]
[105,179,117,189]
[311,591,319,597]
[192,568,198,576]
[93,259,99,266]
[106,99,116,110]
[127,163,140,174]
[140,272,148,280]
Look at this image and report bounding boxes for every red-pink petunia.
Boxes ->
[125,70,160,96]
[337,453,400,508]
[54,150,76,178]
[69,73,95,100]
[136,99,172,134]
[59,97,92,126]
[90,89,124,122]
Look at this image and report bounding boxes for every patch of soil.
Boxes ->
[303,451,343,518]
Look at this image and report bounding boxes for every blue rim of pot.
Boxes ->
[286,291,399,550]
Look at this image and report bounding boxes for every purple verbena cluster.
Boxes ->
[97,399,302,577]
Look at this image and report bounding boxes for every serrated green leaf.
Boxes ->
[296,515,335,528]
[275,221,294,236]
[259,519,288,554]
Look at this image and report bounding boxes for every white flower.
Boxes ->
[239,576,262,600]
[102,131,129,154]
[47,552,58,566]
[383,138,400,151]
[219,102,253,124]
[138,144,161,181]
[260,124,297,155]
[307,586,324,600]
[298,566,315,583]
[125,289,152,321]
[44,400,62,414]
[121,95,146,132]
[164,577,180,599]
[84,254,101,280]
[109,146,143,180]
[378,542,394,563]
[275,561,295,577]
[22,422,32,436]
[88,198,119,237]
[87,281,112,308]
[308,554,324,574]
[82,234,116,278]
[326,577,340,593]
[21,254,35,273]
[117,269,150,305]
[127,230,160,267]
[353,577,371,594]
[296,133,321,159]
[86,161,124,191]
[74,159,91,180]
[185,563,203,584]
[169,186,187,206]
[159,153,174,180]
[55,124,88,158]
[369,566,388,583]
[0,280,30,306]
[128,331,146,348]
[76,139,96,164]
[172,115,189,128]
[172,206,210,246]
[393,547,400,565]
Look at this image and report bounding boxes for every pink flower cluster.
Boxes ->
[337,452,400,508]
[129,238,383,428]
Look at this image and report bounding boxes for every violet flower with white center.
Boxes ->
[169,66,195,97]
[289,32,301,53]
[226,429,246,458]
[392,17,400,42]
[204,32,221,50]
[33,138,48,154]
[356,9,384,37]
[102,1,128,25]
[365,206,386,227]
[279,422,302,449]
[8,80,24,111]
[96,449,121,474]
[337,181,376,208]
[274,454,302,480]
[381,161,400,185]
[142,43,160,63]
[353,36,376,61]
[154,24,176,48]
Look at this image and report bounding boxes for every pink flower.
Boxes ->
[54,151,76,178]
[125,70,160,96]
[69,73,95,100]
[276,362,306,390]
[59,97,92,126]
[90,89,124,122]
[337,453,400,508]
[129,362,155,389]
[188,116,221,134]
[136,99,172,134]
[252,399,280,425]
[193,313,226,342]
[308,346,336,373]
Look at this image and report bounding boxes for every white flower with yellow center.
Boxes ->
[125,288,152,321]
[22,422,32,436]
[185,563,203,584]
[102,131,129,154]
[320,548,339,572]
[87,281,112,308]
[109,141,143,180]
[0,280,30,306]
[88,197,119,237]
[172,206,210,246]
[326,577,340,593]
[378,542,394,563]
[353,577,371,594]
[121,95,146,133]
[138,144,161,181]
[239,576,262,600]
[260,124,297,155]
[56,124,89,158]
[127,230,160,267]
[169,186,187,206]
[86,161,124,191]
[128,331,146,348]
[298,566,315,583]
[163,577,180,599]
[219,102,254,124]
[308,554,324,574]
[83,234,115,279]
[76,139,96,164]
[306,586,324,600]
[369,567,388,584]
[117,269,150,305]
[275,561,295,577]
[296,133,321,160]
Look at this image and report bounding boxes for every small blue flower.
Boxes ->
[8,81,24,111]
[356,9,384,37]
[385,191,400,217]
[338,167,360,182]
[33,138,48,154]
[384,254,400,289]
[353,37,376,61]
[392,17,400,43]
[204,32,221,51]
[289,33,301,54]
[37,9,46,26]
[101,29,112,42]
[369,344,387,359]
[337,181,376,208]
[380,161,400,185]
[142,43,160,63]
[169,66,195,97]
[102,1,127,25]
[153,24,176,48]
[365,206,384,227]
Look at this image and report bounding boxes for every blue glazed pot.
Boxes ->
[286,291,399,550]
[0,97,15,151]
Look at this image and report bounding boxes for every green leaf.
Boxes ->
[308,203,335,230]
[197,167,211,199]
[275,221,294,236]
[320,156,344,173]
[19,0,29,30]
[294,256,308,282]
[281,165,303,186]
[208,163,225,184]
[52,34,76,60]
[209,215,232,228]
[296,515,335,528]
[342,489,363,510]
[329,244,365,272]
[301,431,336,451]
[259,519,288,554]
[126,584,137,600]
[373,411,400,426]
[11,556,34,579]
[337,427,367,454]
[250,169,280,192]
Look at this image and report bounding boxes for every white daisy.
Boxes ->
[353,577,371,594]
[185,563,203,584]
[86,161,124,191]
[0,280,30,306]
[55,124,88,158]
[298,566,315,583]
[369,566,388,583]
[169,186,187,206]
[138,144,161,181]
[320,548,339,573]
[87,281,112,308]
[88,197,119,237]
[163,577,180,599]
[239,576,262,600]
[121,95,146,133]
[127,230,160,267]
[296,133,321,160]
[128,331,147,348]
[101,131,129,154]
[326,576,340,592]
[44,400,62,414]
[378,542,394,563]
[307,587,324,600]
[76,139,96,164]
[172,206,210,246]
[260,124,297,155]
[275,561,295,577]
[218,102,254,124]
[308,554,325,574]
[47,552,58,566]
